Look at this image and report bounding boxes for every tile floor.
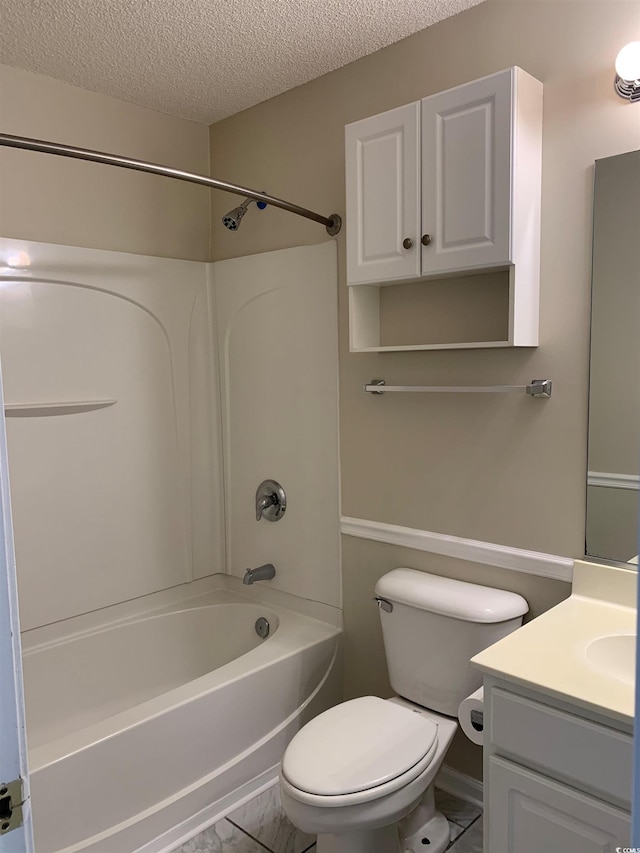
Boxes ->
[176,784,483,852]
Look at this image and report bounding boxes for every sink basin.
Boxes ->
[586,635,636,685]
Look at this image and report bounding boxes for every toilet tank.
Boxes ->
[375,568,528,716]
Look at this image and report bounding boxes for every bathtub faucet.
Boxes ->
[243,563,276,584]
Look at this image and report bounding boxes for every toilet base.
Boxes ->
[399,786,450,853]
[313,809,450,853]
[316,824,402,853]
[400,811,450,853]
[312,788,451,853]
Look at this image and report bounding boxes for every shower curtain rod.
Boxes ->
[0,132,342,236]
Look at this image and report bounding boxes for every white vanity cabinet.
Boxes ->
[345,67,543,351]
[483,678,633,853]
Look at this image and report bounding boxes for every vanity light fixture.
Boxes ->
[614,41,640,101]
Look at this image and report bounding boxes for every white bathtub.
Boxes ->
[21,576,342,853]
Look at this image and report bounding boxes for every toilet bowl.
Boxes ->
[279,568,528,853]
[280,696,457,853]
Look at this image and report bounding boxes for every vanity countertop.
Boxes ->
[471,560,637,727]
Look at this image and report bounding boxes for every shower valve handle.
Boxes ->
[255,479,286,522]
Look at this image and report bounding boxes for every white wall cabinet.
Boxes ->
[420,70,513,275]
[345,102,420,285]
[345,67,543,351]
[483,678,632,853]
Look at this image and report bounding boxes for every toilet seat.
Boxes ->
[281,696,438,808]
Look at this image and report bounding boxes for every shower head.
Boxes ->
[222,197,253,231]
[222,195,268,231]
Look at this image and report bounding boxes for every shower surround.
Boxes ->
[0,237,341,851]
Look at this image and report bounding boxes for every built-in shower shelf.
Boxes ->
[4,399,117,417]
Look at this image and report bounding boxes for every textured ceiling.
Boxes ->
[1,0,485,124]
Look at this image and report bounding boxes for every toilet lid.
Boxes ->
[282,696,437,797]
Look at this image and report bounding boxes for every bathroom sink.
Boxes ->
[586,635,636,685]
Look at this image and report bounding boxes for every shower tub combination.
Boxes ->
[21,576,342,853]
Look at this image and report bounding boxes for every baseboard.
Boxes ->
[137,766,279,853]
[436,764,484,810]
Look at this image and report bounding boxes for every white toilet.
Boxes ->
[279,568,528,853]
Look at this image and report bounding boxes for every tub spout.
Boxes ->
[243,563,276,585]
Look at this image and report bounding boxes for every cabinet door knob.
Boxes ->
[402,237,413,250]
[421,234,432,246]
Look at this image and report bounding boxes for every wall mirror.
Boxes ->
[585,149,639,566]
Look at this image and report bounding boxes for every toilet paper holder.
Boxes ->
[470,709,484,732]
[458,686,485,745]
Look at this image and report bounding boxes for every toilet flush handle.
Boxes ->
[374,597,393,613]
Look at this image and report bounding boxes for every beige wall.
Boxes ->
[208,0,640,779]
[0,65,210,260]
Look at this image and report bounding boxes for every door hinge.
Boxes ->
[0,778,25,834]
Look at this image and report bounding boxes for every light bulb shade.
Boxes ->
[615,42,640,82]
[614,42,640,101]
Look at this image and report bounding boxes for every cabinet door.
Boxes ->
[488,756,631,853]
[345,102,420,284]
[421,69,512,275]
